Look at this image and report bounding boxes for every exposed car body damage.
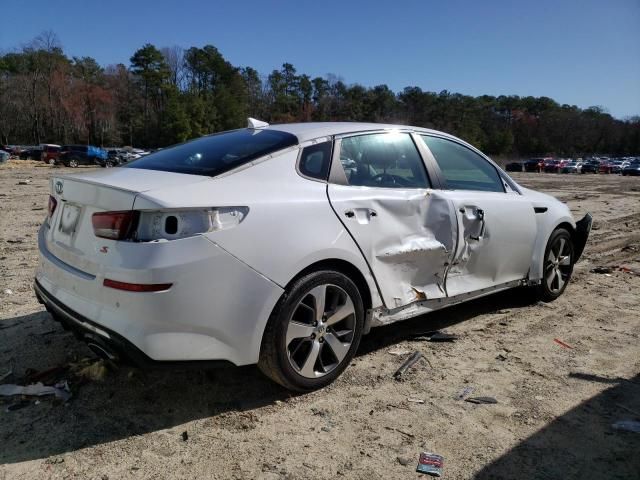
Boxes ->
[328,186,455,308]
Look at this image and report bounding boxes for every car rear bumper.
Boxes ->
[35,225,284,366]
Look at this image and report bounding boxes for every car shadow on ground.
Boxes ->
[473,373,640,479]
[1,287,538,464]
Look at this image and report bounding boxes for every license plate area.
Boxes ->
[58,203,82,238]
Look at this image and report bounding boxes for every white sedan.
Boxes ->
[35,120,591,391]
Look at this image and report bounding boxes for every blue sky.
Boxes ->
[2,0,639,118]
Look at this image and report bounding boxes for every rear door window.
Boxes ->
[338,133,430,188]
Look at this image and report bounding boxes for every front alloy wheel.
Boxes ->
[537,228,574,301]
[259,271,364,391]
[68,158,79,168]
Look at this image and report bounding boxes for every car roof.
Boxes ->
[261,122,448,143]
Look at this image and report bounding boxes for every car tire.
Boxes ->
[104,161,114,168]
[48,158,56,166]
[258,270,364,391]
[69,158,79,168]
[536,228,574,302]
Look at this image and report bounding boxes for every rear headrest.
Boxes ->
[362,145,394,169]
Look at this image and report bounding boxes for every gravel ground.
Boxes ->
[1,160,639,479]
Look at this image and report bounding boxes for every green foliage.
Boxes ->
[0,32,638,155]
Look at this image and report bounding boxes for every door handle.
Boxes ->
[344,210,355,218]
[369,209,377,217]
[470,208,485,240]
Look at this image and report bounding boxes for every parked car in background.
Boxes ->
[543,159,561,173]
[581,160,600,174]
[59,145,108,167]
[622,160,640,176]
[561,161,582,173]
[41,144,62,164]
[35,120,592,391]
[505,161,523,172]
[19,147,43,160]
[0,150,10,164]
[524,158,546,172]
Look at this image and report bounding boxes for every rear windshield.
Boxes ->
[124,129,298,176]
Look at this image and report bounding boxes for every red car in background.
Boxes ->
[41,144,61,165]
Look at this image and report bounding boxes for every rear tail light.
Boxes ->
[47,195,57,219]
[135,207,249,241]
[103,279,172,292]
[92,211,139,240]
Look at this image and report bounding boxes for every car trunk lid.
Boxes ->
[44,168,210,275]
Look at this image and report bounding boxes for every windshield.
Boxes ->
[124,129,298,176]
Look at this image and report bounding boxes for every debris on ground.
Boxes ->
[0,369,13,383]
[410,330,459,342]
[3,288,13,295]
[384,426,415,438]
[619,266,640,276]
[397,456,412,466]
[70,358,111,381]
[590,266,614,274]
[611,420,640,433]
[465,396,498,405]
[455,386,475,400]
[0,381,71,402]
[181,431,189,441]
[388,348,412,356]
[407,397,425,404]
[553,338,573,349]
[416,452,444,476]
[17,179,31,185]
[393,351,423,380]
[6,400,31,412]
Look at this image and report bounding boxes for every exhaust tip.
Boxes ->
[86,341,119,362]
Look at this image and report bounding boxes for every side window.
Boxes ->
[421,136,504,192]
[339,133,430,188]
[299,142,332,180]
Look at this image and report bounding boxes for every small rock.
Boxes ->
[397,456,412,466]
[321,426,331,432]
[18,180,31,185]
[181,431,188,441]
[3,289,13,295]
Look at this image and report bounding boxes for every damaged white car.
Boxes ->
[35,120,591,391]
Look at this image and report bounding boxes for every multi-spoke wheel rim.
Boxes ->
[285,283,356,379]
[545,237,572,294]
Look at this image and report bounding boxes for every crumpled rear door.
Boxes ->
[328,185,457,309]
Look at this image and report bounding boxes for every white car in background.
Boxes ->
[35,120,592,391]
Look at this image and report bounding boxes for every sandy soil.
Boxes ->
[1,160,639,479]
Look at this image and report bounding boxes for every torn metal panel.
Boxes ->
[328,185,456,308]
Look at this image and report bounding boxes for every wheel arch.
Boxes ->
[529,216,576,283]
[286,258,373,316]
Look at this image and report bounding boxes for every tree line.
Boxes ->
[1,31,638,157]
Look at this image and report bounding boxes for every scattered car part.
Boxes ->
[416,452,444,476]
[393,351,423,380]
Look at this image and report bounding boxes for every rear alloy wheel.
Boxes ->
[537,228,574,302]
[259,270,364,391]
[68,158,79,168]
[48,158,56,166]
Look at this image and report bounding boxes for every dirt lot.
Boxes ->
[1,160,639,479]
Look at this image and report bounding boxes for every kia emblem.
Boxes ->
[55,181,63,194]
